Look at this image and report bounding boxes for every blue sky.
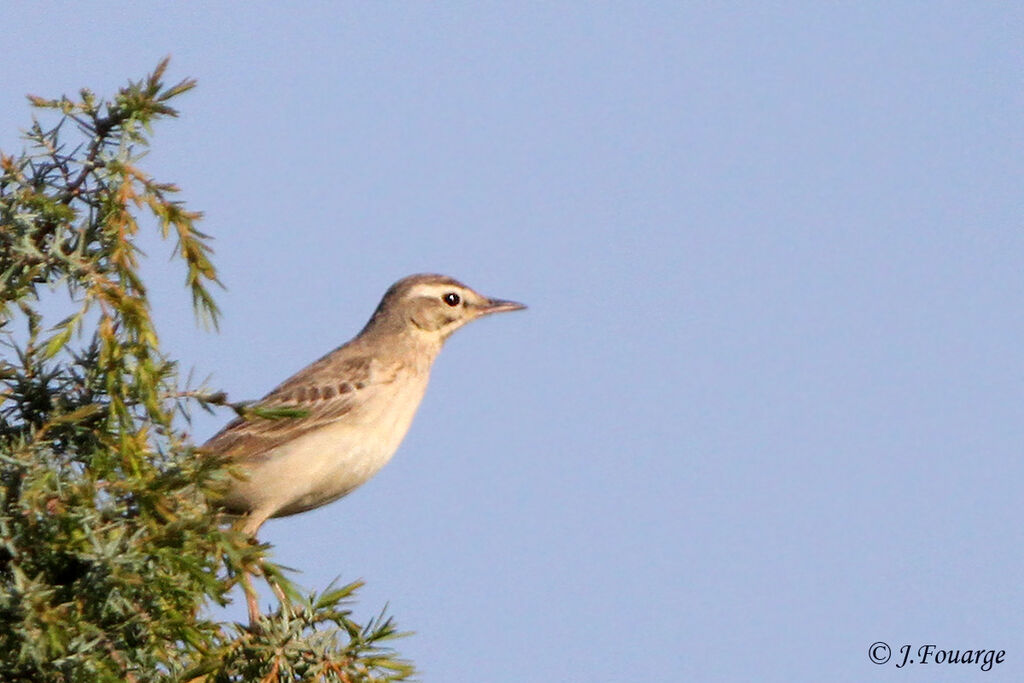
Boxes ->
[3,4,1022,681]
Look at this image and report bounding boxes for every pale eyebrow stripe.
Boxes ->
[407,283,460,299]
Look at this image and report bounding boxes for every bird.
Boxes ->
[202,273,525,621]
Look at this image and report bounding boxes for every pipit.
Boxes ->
[203,273,525,622]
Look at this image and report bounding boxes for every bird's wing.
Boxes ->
[203,353,403,462]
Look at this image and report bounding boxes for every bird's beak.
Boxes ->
[480,297,527,314]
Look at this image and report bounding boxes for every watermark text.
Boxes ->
[869,642,1005,672]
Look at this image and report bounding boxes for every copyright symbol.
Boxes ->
[869,641,891,664]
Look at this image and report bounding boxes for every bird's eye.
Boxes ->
[443,292,461,306]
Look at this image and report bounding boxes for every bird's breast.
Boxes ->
[247,371,431,518]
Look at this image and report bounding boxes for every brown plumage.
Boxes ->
[204,273,525,529]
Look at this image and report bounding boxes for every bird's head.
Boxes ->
[363,273,526,342]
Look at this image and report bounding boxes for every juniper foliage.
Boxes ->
[0,59,412,682]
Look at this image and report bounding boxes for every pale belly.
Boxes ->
[221,382,426,519]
